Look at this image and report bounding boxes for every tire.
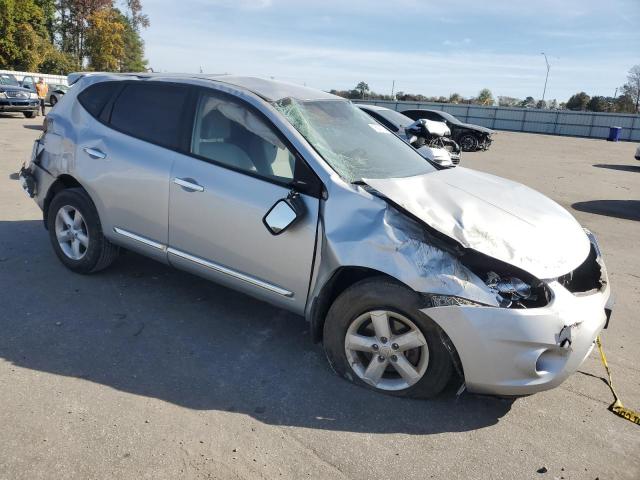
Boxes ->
[459,133,479,152]
[23,111,36,118]
[47,188,119,274]
[50,96,57,106]
[323,277,453,398]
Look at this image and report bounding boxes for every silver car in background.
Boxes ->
[19,73,612,398]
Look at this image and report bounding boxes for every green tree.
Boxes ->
[115,11,147,71]
[85,7,125,71]
[566,92,590,111]
[536,99,547,109]
[476,88,494,105]
[0,0,48,70]
[356,81,369,99]
[448,92,462,103]
[35,0,56,42]
[614,93,635,113]
[519,96,535,107]
[587,96,608,112]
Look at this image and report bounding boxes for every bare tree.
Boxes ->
[621,65,640,112]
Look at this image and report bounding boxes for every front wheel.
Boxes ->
[459,134,479,151]
[47,188,119,274]
[50,96,58,106]
[323,277,453,398]
[23,111,36,118]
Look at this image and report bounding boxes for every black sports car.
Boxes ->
[401,109,494,152]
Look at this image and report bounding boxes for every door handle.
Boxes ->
[173,177,204,192]
[83,147,107,159]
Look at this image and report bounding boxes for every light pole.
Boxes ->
[541,52,550,104]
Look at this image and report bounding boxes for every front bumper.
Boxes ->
[0,99,39,112]
[422,277,611,396]
[480,135,493,150]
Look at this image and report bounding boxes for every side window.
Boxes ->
[369,111,398,132]
[78,81,121,118]
[415,111,435,121]
[191,92,295,182]
[110,83,188,150]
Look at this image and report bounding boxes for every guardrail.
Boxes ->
[358,99,640,142]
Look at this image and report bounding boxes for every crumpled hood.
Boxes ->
[364,167,590,279]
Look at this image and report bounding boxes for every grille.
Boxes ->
[6,91,29,98]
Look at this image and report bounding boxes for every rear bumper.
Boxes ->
[423,277,611,396]
[19,141,55,211]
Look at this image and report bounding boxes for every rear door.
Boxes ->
[75,81,190,262]
[167,88,321,312]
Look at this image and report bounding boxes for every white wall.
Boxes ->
[0,69,68,86]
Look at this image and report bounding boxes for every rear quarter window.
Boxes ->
[78,81,121,118]
[109,83,189,150]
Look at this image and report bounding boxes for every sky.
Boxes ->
[141,0,640,102]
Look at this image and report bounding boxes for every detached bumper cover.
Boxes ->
[422,279,611,395]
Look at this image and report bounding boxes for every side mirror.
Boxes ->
[262,193,306,235]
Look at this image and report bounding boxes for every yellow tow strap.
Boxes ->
[595,336,640,425]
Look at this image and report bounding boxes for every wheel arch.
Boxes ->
[307,266,415,343]
[42,174,85,229]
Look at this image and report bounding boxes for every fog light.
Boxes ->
[535,349,567,376]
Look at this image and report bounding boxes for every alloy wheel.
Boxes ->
[54,205,89,260]
[344,310,429,391]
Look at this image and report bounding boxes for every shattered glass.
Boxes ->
[274,97,435,182]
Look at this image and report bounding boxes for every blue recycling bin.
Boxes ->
[607,126,622,142]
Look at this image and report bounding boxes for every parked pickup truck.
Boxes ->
[0,73,40,118]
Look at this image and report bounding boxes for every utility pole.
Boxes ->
[391,80,395,99]
[541,52,550,103]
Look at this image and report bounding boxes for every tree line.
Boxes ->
[335,65,640,114]
[0,0,149,74]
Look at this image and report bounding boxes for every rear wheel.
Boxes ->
[50,96,58,106]
[459,133,479,151]
[47,188,119,273]
[323,277,453,398]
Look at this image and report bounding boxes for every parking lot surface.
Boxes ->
[1,113,638,479]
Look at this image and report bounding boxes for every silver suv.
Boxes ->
[20,73,612,398]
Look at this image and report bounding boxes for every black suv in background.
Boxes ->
[401,109,494,152]
[0,73,40,118]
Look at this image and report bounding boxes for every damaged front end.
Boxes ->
[308,175,610,396]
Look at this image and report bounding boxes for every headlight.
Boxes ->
[30,92,38,99]
[0,91,6,98]
[484,271,549,308]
